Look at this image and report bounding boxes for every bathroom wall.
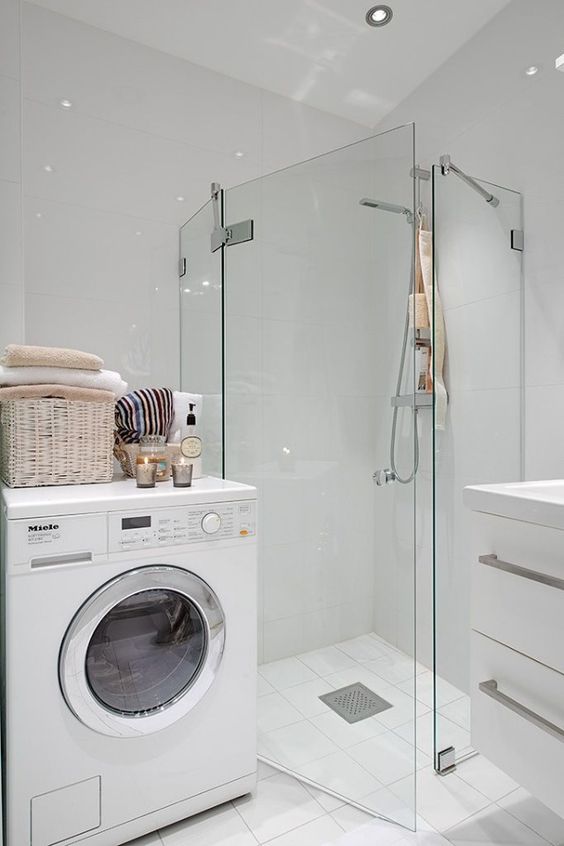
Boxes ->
[0,0,24,345]
[373,0,563,692]
[4,1,368,389]
[222,128,417,664]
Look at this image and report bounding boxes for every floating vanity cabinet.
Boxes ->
[464,481,564,819]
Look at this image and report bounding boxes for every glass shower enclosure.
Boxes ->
[431,163,523,773]
[180,124,429,830]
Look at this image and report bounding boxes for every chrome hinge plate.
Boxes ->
[437,746,456,776]
[511,229,524,251]
[178,257,187,278]
[211,218,254,252]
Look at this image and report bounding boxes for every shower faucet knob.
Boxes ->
[373,469,397,486]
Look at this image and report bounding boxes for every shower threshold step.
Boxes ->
[391,393,433,408]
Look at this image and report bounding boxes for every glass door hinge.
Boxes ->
[437,746,456,776]
[511,230,524,251]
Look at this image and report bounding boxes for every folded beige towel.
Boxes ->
[0,385,115,403]
[1,344,103,371]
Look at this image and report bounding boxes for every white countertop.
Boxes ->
[2,476,256,519]
[463,480,564,530]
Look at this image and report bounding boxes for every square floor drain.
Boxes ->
[319,682,392,724]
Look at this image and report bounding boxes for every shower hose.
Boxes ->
[390,243,419,485]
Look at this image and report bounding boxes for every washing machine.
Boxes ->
[1,476,257,846]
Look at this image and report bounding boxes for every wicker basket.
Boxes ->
[0,398,114,487]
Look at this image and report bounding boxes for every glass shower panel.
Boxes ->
[432,167,523,770]
[179,199,223,477]
[223,127,421,828]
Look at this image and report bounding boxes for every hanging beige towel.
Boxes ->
[0,384,115,402]
[418,221,448,429]
[1,344,103,370]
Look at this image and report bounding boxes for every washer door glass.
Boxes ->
[86,589,206,715]
[60,566,225,737]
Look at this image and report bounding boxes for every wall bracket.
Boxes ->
[210,181,254,252]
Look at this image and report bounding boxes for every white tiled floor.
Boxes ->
[129,758,564,846]
[124,632,564,846]
[257,633,467,821]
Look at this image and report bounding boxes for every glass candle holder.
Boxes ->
[136,457,157,488]
[171,460,193,488]
[137,434,170,481]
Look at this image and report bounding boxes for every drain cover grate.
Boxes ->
[319,682,392,724]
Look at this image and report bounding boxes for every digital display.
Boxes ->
[122,516,151,531]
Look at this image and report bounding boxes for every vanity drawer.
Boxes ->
[472,550,564,673]
[471,631,564,818]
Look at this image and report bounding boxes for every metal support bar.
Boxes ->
[440,155,500,208]
[411,166,431,181]
[479,680,564,743]
[391,394,433,409]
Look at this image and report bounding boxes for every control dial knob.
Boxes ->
[202,512,221,534]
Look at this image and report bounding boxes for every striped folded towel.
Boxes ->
[115,387,174,444]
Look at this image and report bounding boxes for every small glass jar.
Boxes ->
[136,434,170,481]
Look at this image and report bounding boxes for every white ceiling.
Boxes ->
[29,0,511,126]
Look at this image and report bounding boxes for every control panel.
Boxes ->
[108,500,256,552]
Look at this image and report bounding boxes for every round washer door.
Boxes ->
[59,565,225,737]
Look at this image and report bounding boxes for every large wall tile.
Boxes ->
[0,74,21,182]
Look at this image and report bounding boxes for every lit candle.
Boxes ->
[171,460,193,488]
[136,456,157,488]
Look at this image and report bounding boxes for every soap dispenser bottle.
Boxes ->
[180,402,202,467]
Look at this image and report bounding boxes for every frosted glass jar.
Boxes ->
[136,435,170,481]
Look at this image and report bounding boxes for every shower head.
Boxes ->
[359,198,413,223]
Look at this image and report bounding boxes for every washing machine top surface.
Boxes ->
[2,475,256,519]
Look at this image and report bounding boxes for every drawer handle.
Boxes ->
[479,553,564,591]
[479,679,564,743]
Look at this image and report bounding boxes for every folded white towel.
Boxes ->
[168,391,203,443]
[0,365,128,397]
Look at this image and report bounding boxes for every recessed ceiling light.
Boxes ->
[176,195,185,202]
[365,5,393,27]
[202,280,210,287]
[135,230,142,236]
[43,164,55,173]
[59,98,73,109]
[525,65,540,76]
[35,212,43,219]
[234,150,245,159]
[183,288,191,293]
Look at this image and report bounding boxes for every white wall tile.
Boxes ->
[0,74,21,182]
[0,179,22,287]
[0,283,24,348]
[0,0,20,80]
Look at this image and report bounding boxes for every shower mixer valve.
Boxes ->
[373,469,397,486]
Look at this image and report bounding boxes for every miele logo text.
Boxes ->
[28,524,59,532]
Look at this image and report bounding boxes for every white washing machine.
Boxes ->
[1,476,257,846]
